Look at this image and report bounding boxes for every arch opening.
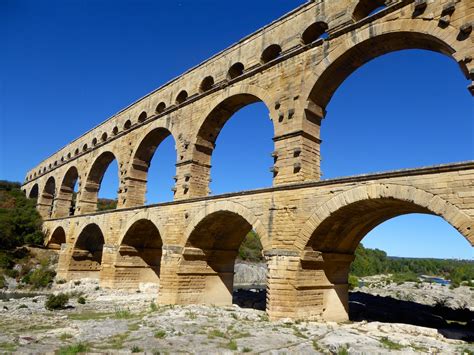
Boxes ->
[353,0,386,21]
[307,32,472,178]
[127,128,176,205]
[300,195,473,326]
[28,184,39,202]
[301,22,329,45]
[114,219,163,290]
[184,211,266,309]
[176,90,188,105]
[155,102,166,114]
[68,224,104,280]
[228,62,244,80]
[47,226,66,250]
[195,94,274,195]
[200,76,215,93]
[55,166,79,217]
[38,177,56,218]
[261,44,282,64]
[80,152,119,214]
[138,111,147,123]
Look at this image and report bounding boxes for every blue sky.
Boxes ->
[1,0,473,259]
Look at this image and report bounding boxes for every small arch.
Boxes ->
[60,157,64,162]
[29,184,39,201]
[68,224,105,280]
[82,144,88,152]
[101,132,108,142]
[182,207,268,308]
[54,161,58,166]
[127,127,176,206]
[353,0,386,21]
[79,151,119,214]
[155,102,166,114]
[261,44,282,64]
[176,90,188,105]
[301,21,329,45]
[200,76,215,93]
[123,120,132,130]
[92,138,98,146]
[38,176,56,218]
[228,62,244,80]
[112,126,119,135]
[138,111,147,123]
[56,166,79,217]
[47,226,66,250]
[67,152,72,159]
[75,148,79,156]
[114,219,163,290]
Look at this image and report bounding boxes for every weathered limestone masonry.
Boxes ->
[22,0,473,321]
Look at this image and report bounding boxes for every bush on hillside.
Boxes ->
[0,181,44,249]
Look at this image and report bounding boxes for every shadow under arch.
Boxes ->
[295,183,473,322]
[79,151,120,214]
[68,223,105,280]
[47,226,66,250]
[112,219,163,290]
[179,204,268,307]
[305,29,469,111]
[125,127,177,207]
[55,166,79,218]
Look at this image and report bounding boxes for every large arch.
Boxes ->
[125,127,177,207]
[179,204,268,306]
[68,223,105,280]
[304,25,469,112]
[37,176,56,219]
[47,226,66,250]
[295,184,473,322]
[298,184,473,252]
[79,151,120,214]
[191,87,276,196]
[113,219,163,290]
[54,166,79,218]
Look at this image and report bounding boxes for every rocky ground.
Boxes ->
[0,276,473,354]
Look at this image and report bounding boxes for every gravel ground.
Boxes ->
[0,278,473,354]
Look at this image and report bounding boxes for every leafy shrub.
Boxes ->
[77,296,86,305]
[348,275,359,290]
[0,275,5,288]
[238,230,263,262]
[154,330,166,339]
[45,293,69,310]
[22,265,56,289]
[4,268,18,278]
[131,345,143,353]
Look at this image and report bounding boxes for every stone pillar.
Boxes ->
[272,100,324,185]
[76,181,99,214]
[100,244,118,288]
[295,250,355,322]
[122,176,147,208]
[56,243,72,280]
[157,245,185,305]
[174,160,210,199]
[265,250,300,320]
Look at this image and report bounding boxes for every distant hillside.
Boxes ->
[351,243,474,286]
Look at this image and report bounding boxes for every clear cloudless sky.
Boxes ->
[1,0,473,259]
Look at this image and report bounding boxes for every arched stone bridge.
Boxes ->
[21,0,473,321]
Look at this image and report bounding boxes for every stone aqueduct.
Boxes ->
[21,0,473,321]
